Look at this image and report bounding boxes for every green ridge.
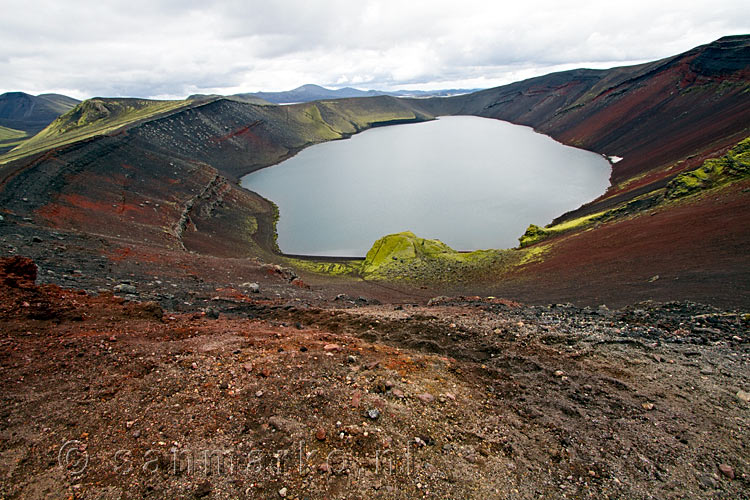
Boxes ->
[1,98,192,164]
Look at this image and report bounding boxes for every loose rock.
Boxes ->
[417,393,435,403]
[114,283,136,294]
[718,464,735,479]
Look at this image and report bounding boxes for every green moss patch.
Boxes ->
[666,137,750,198]
[286,259,362,277]
[519,210,608,248]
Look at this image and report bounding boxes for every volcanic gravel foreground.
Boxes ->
[0,256,748,500]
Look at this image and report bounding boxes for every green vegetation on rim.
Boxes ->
[666,137,750,198]
[519,210,607,247]
[358,231,522,282]
[518,137,750,249]
[1,98,192,164]
[286,259,362,277]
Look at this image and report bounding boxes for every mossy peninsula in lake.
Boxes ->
[242,116,611,256]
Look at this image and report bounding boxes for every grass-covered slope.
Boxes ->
[0,98,193,163]
[0,126,29,153]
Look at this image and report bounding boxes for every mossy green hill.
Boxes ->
[360,231,520,282]
[1,98,192,163]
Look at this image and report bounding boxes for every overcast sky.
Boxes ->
[1,0,748,99]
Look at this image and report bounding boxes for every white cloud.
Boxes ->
[0,0,747,98]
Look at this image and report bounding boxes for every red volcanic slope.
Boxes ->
[482,179,750,308]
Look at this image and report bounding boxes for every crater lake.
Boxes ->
[241,116,611,256]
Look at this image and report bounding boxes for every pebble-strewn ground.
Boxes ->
[1,257,747,499]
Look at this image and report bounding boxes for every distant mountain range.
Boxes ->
[190,83,480,104]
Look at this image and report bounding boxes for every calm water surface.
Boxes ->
[241,116,610,256]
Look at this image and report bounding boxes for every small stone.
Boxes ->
[243,362,253,373]
[700,366,714,375]
[347,355,357,364]
[323,344,341,352]
[242,282,260,293]
[417,393,435,403]
[642,402,655,411]
[32,236,43,243]
[255,390,264,397]
[697,473,718,489]
[366,408,380,420]
[315,427,326,441]
[392,388,405,399]
[260,366,272,377]
[554,370,565,377]
[195,481,212,498]
[443,392,456,401]
[191,362,198,370]
[351,391,362,408]
[278,487,287,497]
[736,390,750,402]
[718,463,735,480]
[114,283,137,294]
[205,307,219,319]
[132,430,141,439]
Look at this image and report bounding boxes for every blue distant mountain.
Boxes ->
[190,84,480,104]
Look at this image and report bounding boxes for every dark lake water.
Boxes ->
[241,116,610,256]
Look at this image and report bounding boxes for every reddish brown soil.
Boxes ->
[1,258,748,499]
[483,180,750,308]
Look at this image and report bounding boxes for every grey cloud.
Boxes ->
[0,0,747,98]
